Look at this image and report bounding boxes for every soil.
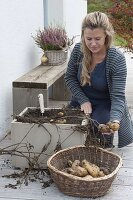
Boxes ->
[15,107,86,124]
[15,107,102,147]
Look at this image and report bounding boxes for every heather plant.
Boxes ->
[33,26,73,51]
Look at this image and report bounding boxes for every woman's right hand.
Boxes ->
[81,102,92,115]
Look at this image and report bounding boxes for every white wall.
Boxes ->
[0,0,44,136]
[63,0,87,41]
[0,0,87,137]
[46,0,87,42]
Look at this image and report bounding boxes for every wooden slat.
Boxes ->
[13,62,67,89]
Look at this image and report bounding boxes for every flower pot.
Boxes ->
[11,107,86,169]
[44,49,68,66]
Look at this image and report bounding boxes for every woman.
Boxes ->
[65,11,133,148]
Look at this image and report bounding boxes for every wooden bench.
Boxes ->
[13,62,71,115]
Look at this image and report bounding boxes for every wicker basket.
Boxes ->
[45,49,68,66]
[47,145,122,198]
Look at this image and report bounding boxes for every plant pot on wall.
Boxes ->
[11,107,86,169]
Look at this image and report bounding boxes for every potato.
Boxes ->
[98,170,105,177]
[75,166,88,177]
[82,160,100,177]
[67,166,88,177]
[66,160,88,177]
[107,122,120,131]
[71,160,80,169]
[67,167,75,174]
[98,124,110,133]
[57,112,64,116]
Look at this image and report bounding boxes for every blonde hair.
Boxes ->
[81,12,114,85]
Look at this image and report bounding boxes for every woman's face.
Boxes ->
[83,28,106,54]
